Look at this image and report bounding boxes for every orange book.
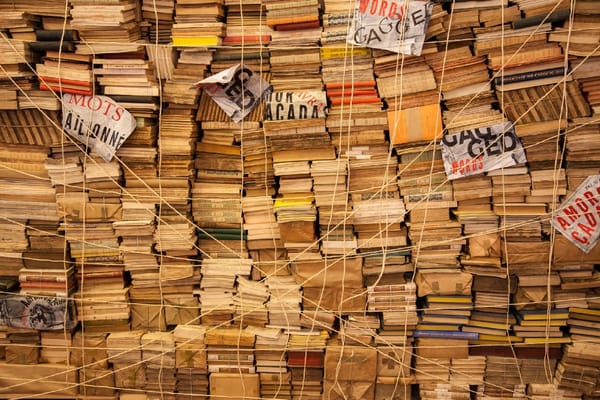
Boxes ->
[327,89,378,97]
[325,81,376,89]
[387,103,444,146]
[40,82,93,96]
[331,97,382,106]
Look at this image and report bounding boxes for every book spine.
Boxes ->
[512,9,570,30]
[414,330,479,340]
[29,41,75,52]
[35,30,78,42]
[39,83,93,96]
[495,66,567,85]
[274,20,321,31]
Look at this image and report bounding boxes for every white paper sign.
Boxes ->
[347,0,432,56]
[62,93,137,162]
[551,175,600,253]
[440,121,527,180]
[264,90,328,121]
[193,64,271,123]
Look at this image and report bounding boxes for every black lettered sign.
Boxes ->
[193,64,271,123]
[552,175,600,253]
[440,121,527,180]
[62,93,137,162]
[347,0,432,56]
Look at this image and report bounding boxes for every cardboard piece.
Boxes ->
[324,346,377,381]
[323,380,375,400]
[302,287,367,313]
[70,332,108,368]
[415,270,472,297]
[377,345,413,378]
[514,286,549,310]
[469,233,501,258]
[113,362,146,389]
[278,220,316,243]
[375,380,413,400]
[415,338,469,359]
[5,344,39,365]
[131,303,167,332]
[292,257,363,288]
[80,367,116,396]
[176,343,207,369]
[164,295,199,326]
[209,372,260,400]
[553,235,600,265]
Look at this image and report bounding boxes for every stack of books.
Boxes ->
[40,330,72,364]
[250,326,291,398]
[171,0,226,47]
[173,325,209,398]
[398,147,460,269]
[242,196,286,277]
[141,0,174,43]
[36,51,93,95]
[568,306,600,343]
[513,308,570,345]
[198,258,252,325]
[368,283,418,336]
[94,52,160,98]
[234,276,269,327]
[265,275,302,329]
[141,332,176,393]
[310,159,354,256]
[223,0,271,47]
[554,341,600,396]
[205,327,256,373]
[288,329,329,400]
[417,294,474,339]
[158,107,198,177]
[419,382,471,400]
[265,0,320,32]
[70,0,142,54]
[106,330,145,391]
[0,37,34,110]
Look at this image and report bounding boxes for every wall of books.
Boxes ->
[0,0,599,399]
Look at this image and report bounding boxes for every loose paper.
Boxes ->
[552,175,600,253]
[62,93,137,162]
[440,121,527,180]
[264,90,328,121]
[193,64,271,123]
[347,0,432,56]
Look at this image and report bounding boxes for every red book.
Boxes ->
[327,88,379,97]
[40,82,93,96]
[275,20,321,31]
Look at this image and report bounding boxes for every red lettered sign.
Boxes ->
[551,175,600,253]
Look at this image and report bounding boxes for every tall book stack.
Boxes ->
[250,326,291,399]
[223,0,271,44]
[0,37,34,110]
[141,0,174,44]
[266,275,302,329]
[242,195,287,278]
[173,325,209,398]
[320,0,353,46]
[192,141,242,230]
[106,330,145,391]
[287,329,329,400]
[467,275,517,350]
[554,342,600,397]
[141,331,176,394]
[416,294,474,340]
[158,107,197,177]
[234,276,269,327]
[0,144,58,279]
[171,0,226,47]
[368,283,418,349]
[205,327,256,374]
[442,0,483,47]
[70,0,142,54]
[425,46,503,133]
[198,258,252,325]
[235,124,276,197]
[477,356,525,398]
[162,49,208,105]
[310,159,355,257]
[219,0,271,73]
